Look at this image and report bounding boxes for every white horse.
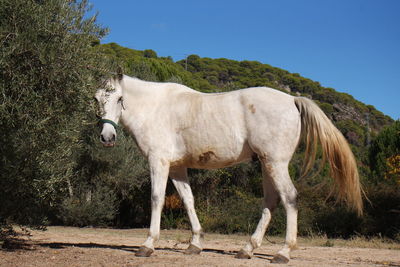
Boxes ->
[95,73,362,263]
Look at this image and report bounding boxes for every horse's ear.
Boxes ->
[116,66,123,81]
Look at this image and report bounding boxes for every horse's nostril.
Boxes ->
[100,134,106,143]
[111,134,116,142]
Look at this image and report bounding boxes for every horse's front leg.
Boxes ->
[135,157,169,257]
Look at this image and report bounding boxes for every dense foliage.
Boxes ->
[369,121,400,185]
[1,1,398,242]
[0,0,110,232]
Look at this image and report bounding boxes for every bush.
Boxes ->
[59,185,118,227]
[0,0,110,234]
[198,190,261,235]
[369,120,400,185]
[64,122,151,228]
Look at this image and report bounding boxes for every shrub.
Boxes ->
[59,184,118,227]
[0,0,109,234]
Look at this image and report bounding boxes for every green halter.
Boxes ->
[100,119,118,129]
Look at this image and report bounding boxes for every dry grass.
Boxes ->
[297,235,400,250]
[204,232,400,250]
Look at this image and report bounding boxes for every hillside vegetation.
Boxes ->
[1,0,398,243]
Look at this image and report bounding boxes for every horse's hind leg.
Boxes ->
[266,160,298,263]
[235,162,280,259]
[170,167,203,254]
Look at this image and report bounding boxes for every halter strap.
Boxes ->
[100,119,118,129]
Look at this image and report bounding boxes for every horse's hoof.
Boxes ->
[184,244,202,255]
[135,246,154,257]
[235,249,251,259]
[271,253,290,264]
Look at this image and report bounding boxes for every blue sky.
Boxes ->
[90,0,399,120]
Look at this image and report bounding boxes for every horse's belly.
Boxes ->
[173,141,254,169]
[171,100,251,168]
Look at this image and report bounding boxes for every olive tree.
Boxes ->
[0,0,110,233]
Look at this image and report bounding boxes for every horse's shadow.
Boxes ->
[39,242,141,253]
[38,242,273,260]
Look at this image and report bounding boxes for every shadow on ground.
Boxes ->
[37,241,273,260]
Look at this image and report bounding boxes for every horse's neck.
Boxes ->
[123,76,153,95]
[120,77,166,123]
[123,76,196,102]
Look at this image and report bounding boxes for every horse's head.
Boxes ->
[95,76,124,147]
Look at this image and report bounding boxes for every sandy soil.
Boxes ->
[1,227,399,267]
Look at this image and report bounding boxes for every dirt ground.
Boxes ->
[1,227,399,267]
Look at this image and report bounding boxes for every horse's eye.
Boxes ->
[95,109,103,118]
[118,97,123,103]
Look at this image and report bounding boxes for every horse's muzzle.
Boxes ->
[100,133,116,147]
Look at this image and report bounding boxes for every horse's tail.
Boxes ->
[294,97,363,216]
